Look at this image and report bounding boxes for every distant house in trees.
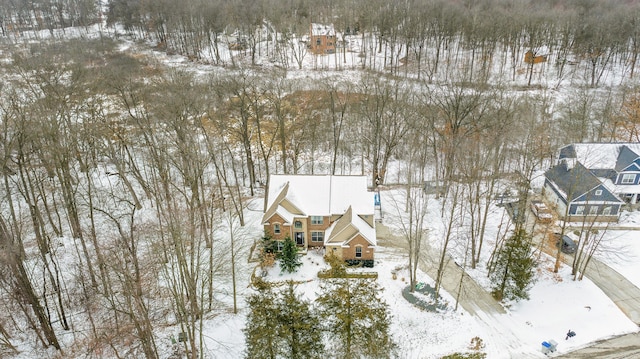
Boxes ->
[524,50,547,64]
[309,23,337,55]
[262,175,376,266]
[543,143,640,222]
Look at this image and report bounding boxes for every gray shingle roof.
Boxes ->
[545,161,601,201]
[614,145,640,172]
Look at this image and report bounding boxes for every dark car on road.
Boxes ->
[555,233,578,254]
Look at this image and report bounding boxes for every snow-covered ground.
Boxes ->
[3,19,640,359]
[201,189,639,359]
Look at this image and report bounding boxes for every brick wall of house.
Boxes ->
[307,215,331,248]
[341,235,374,261]
[310,35,336,54]
[264,213,289,240]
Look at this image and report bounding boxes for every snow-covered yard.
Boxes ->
[201,190,639,359]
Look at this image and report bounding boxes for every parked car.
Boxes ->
[554,233,578,254]
[530,200,553,222]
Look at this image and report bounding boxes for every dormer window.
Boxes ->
[622,173,636,184]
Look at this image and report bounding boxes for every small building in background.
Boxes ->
[309,23,337,55]
[524,50,547,64]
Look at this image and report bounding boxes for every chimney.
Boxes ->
[562,158,576,170]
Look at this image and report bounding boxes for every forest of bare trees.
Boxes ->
[1,0,640,358]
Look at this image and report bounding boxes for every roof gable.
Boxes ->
[558,144,576,160]
[545,161,601,202]
[325,206,376,246]
[615,145,640,172]
[573,184,623,204]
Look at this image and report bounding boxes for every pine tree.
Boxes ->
[490,228,537,302]
[317,278,395,359]
[276,281,325,359]
[279,235,301,273]
[243,283,279,359]
[244,281,324,359]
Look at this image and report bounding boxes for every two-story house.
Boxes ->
[558,143,640,204]
[261,175,376,266]
[543,143,640,222]
[309,23,337,55]
[544,160,623,222]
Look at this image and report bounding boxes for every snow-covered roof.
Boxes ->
[559,143,640,170]
[349,213,376,246]
[266,175,373,216]
[310,23,335,37]
[323,205,376,247]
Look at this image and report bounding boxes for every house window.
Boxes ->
[589,206,599,215]
[316,38,321,46]
[311,231,324,242]
[273,223,281,234]
[603,206,612,215]
[575,206,585,215]
[355,246,362,258]
[595,190,602,196]
[294,221,302,229]
[622,173,636,184]
[311,216,323,225]
[294,232,304,245]
[277,241,284,252]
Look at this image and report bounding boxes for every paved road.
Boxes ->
[527,213,640,358]
[376,223,505,316]
[556,332,640,359]
[528,219,640,326]
[580,257,640,325]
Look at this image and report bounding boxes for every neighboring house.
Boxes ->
[309,23,337,54]
[558,143,640,204]
[543,142,640,222]
[524,50,547,64]
[544,160,623,222]
[262,175,376,266]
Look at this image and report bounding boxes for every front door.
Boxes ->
[294,232,304,246]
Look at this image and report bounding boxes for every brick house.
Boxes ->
[309,23,337,55]
[262,175,376,266]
